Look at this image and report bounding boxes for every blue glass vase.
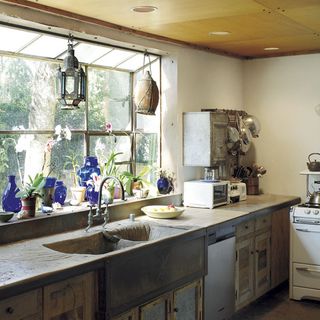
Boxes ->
[54,180,67,205]
[77,156,101,187]
[157,177,173,195]
[86,184,99,205]
[2,175,22,213]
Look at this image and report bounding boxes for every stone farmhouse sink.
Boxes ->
[43,223,189,255]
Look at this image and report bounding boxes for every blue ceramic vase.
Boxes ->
[54,180,67,205]
[2,175,22,213]
[86,184,99,205]
[77,156,101,187]
[157,177,173,195]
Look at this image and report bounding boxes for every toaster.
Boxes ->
[229,182,247,201]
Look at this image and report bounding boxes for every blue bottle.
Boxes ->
[86,184,99,205]
[54,180,67,205]
[2,175,22,213]
[77,156,101,187]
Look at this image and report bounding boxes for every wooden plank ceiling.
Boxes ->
[3,0,320,58]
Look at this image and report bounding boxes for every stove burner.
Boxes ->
[298,203,320,208]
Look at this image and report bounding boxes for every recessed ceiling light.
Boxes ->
[131,6,158,13]
[264,47,279,51]
[208,31,231,36]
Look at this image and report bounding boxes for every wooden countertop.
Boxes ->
[0,193,300,299]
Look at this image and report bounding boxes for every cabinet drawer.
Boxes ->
[255,215,271,232]
[293,263,320,290]
[236,220,254,238]
[0,288,42,320]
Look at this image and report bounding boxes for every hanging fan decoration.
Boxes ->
[133,51,159,115]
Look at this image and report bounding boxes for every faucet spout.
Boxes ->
[85,176,125,232]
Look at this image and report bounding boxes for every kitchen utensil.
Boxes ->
[308,191,320,206]
[204,167,219,181]
[238,117,252,153]
[307,153,320,171]
[242,114,261,138]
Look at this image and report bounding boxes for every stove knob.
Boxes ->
[305,209,311,214]
[314,210,319,215]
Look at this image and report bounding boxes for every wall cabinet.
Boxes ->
[112,280,203,320]
[235,216,271,310]
[43,272,96,320]
[183,112,228,167]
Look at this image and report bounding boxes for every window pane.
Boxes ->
[51,134,85,199]
[94,49,135,68]
[0,26,39,52]
[89,135,131,165]
[88,68,131,131]
[0,56,85,130]
[20,35,69,58]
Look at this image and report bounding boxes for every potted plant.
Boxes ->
[100,151,123,202]
[16,173,46,218]
[121,166,151,196]
[64,154,86,205]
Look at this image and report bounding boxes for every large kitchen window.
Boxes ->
[0,24,160,195]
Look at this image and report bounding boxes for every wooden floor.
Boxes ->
[231,283,320,320]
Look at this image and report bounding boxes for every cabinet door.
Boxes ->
[139,293,171,320]
[173,280,202,320]
[271,207,290,288]
[0,288,42,320]
[43,272,95,320]
[255,231,271,298]
[235,237,254,308]
[112,308,138,320]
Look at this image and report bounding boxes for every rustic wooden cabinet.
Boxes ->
[235,237,255,306]
[173,280,202,320]
[111,280,203,320]
[0,288,42,320]
[235,216,271,309]
[43,272,96,320]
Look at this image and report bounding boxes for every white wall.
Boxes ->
[244,54,320,201]
[0,3,244,193]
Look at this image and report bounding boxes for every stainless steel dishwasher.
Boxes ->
[205,225,236,320]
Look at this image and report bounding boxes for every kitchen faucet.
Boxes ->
[85,176,125,232]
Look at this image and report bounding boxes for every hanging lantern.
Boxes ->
[134,52,159,115]
[57,34,86,110]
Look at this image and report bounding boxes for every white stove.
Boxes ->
[290,203,320,301]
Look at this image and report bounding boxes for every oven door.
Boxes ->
[291,222,320,265]
[213,183,228,207]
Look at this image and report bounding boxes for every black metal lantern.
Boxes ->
[57,34,86,110]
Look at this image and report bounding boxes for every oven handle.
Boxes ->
[295,227,320,233]
[296,267,320,273]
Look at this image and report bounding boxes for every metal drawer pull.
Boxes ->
[296,267,320,273]
[6,307,14,314]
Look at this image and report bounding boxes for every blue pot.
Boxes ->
[54,180,67,205]
[157,177,173,195]
[2,175,22,213]
[77,156,101,187]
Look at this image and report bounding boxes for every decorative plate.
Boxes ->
[141,205,184,219]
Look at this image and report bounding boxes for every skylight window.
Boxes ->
[20,35,70,58]
[0,24,159,72]
[94,49,136,68]
[0,26,39,52]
